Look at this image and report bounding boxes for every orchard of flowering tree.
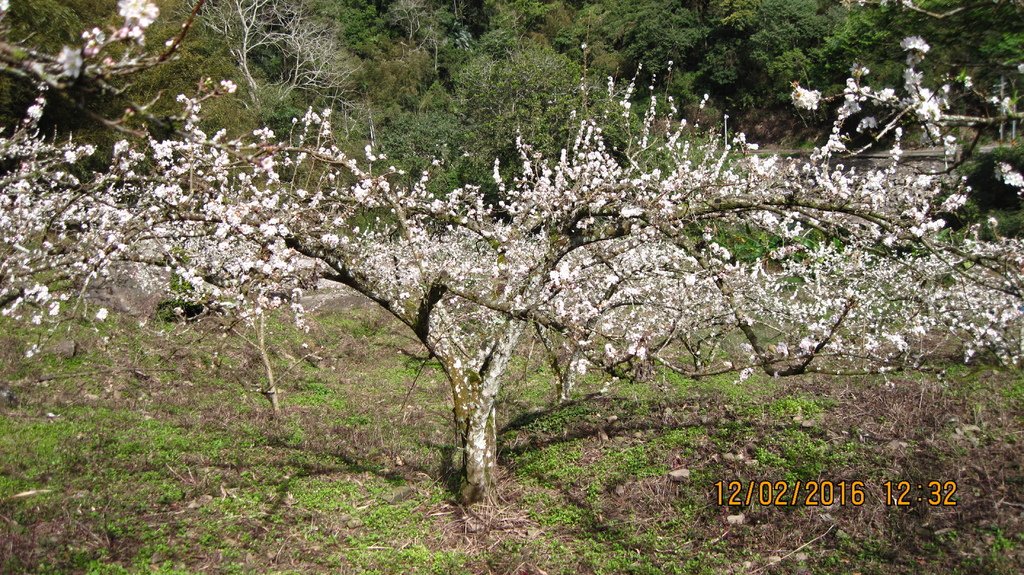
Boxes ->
[2,0,1024,573]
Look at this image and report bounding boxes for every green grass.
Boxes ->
[1001,375,1024,405]
[290,381,350,410]
[1,308,1022,574]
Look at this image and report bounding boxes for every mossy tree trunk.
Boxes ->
[554,348,582,404]
[454,388,498,504]
[447,321,525,505]
[536,324,581,404]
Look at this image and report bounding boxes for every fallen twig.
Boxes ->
[751,524,835,574]
[8,489,52,500]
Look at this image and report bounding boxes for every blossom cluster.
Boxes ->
[0,0,165,96]
[795,31,1023,159]
[117,0,160,42]
[0,14,1021,393]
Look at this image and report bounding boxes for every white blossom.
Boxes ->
[999,163,1024,190]
[900,36,930,53]
[791,86,821,111]
[57,46,83,79]
[118,0,159,28]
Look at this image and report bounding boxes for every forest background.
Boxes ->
[3,0,1022,224]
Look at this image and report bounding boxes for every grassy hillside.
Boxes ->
[1,296,1022,574]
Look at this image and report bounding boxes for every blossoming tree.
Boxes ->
[1,0,1022,503]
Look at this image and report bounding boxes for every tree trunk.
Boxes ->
[555,348,584,404]
[257,314,281,416]
[448,321,524,504]
[536,325,578,404]
[455,395,497,504]
[450,365,501,505]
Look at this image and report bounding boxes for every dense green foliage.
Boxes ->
[2,0,1021,184]
[6,1,1015,139]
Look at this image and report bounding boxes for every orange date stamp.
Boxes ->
[713,480,958,507]
[714,480,866,507]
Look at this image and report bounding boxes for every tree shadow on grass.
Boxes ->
[253,424,474,508]
[498,394,713,463]
[259,433,407,480]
